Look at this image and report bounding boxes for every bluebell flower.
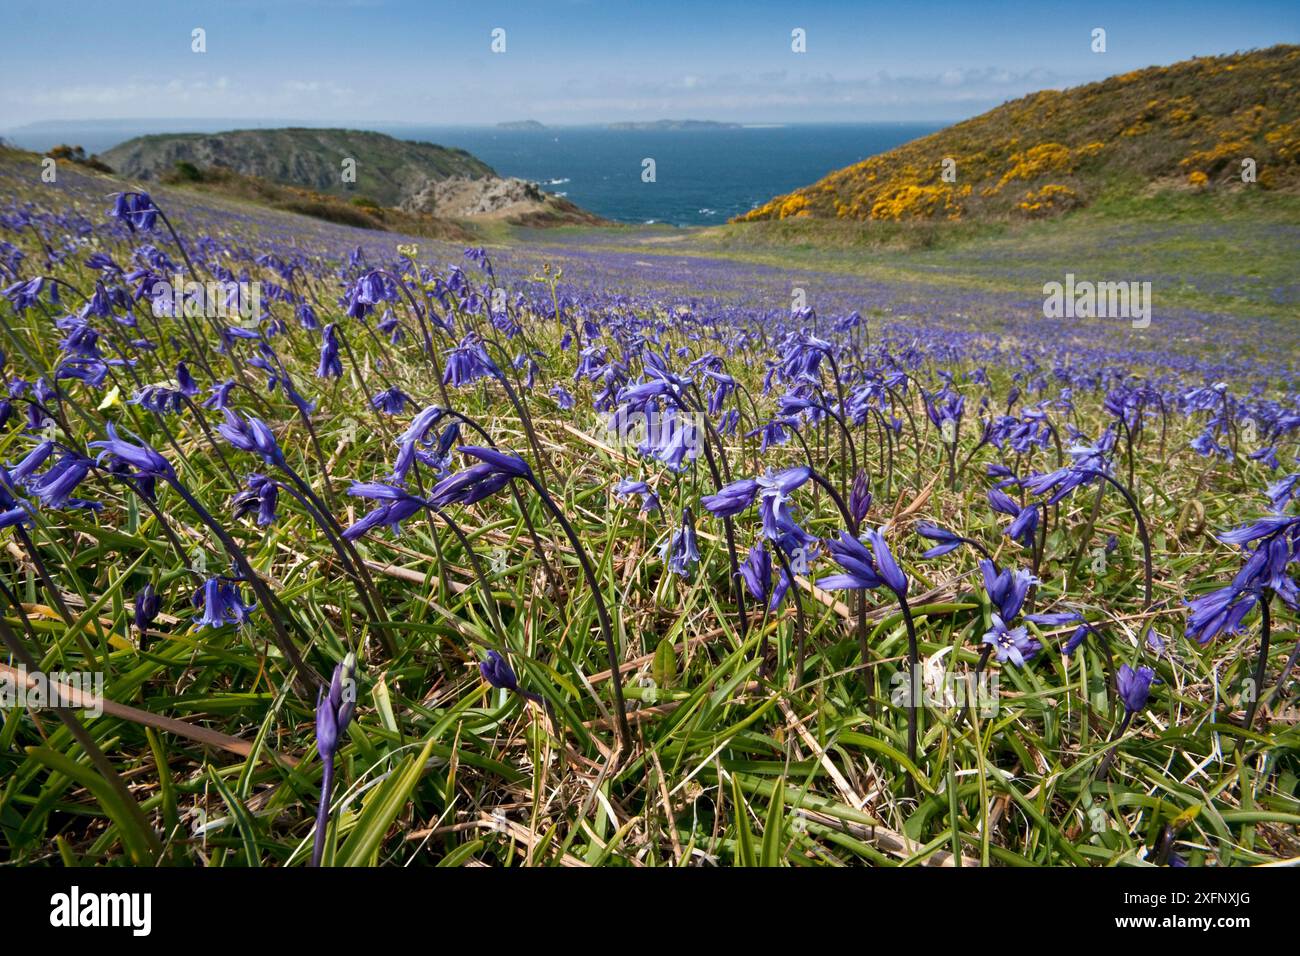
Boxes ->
[0,502,31,530]
[988,488,1020,516]
[1024,609,1089,654]
[232,473,279,526]
[89,422,174,480]
[370,386,410,415]
[818,527,908,596]
[702,477,759,518]
[218,409,284,466]
[4,276,46,313]
[443,335,500,387]
[1217,514,1297,547]
[133,583,160,633]
[57,358,112,389]
[660,509,700,577]
[738,542,771,604]
[1116,663,1158,714]
[136,382,193,415]
[1266,473,1299,511]
[342,482,427,539]
[754,467,814,545]
[849,470,872,527]
[459,445,532,480]
[9,441,55,483]
[982,614,1040,667]
[1023,436,1114,505]
[737,540,794,611]
[979,559,1037,621]
[27,452,95,509]
[1249,445,1280,471]
[916,521,963,558]
[175,361,199,397]
[396,404,446,447]
[1061,623,1092,655]
[317,324,342,379]
[550,385,575,410]
[1186,584,1258,644]
[480,650,518,692]
[59,319,101,358]
[191,576,256,631]
[1006,503,1040,548]
[108,192,158,232]
[614,477,660,513]
[202,380,236,411]
[316,653,358,760]
[746,419,789,453]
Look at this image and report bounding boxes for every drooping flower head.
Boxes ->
[342,482,427,540]
[661,508,700,577]
[89,422,174,481]
[979,559,1037,622]
[218,409,284,467]
[817,527,908,597]
[133,583,160,634]
[191,576,256,631]
[480,650,519,692]
[1116,663,1158,715]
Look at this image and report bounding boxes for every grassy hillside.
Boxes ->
[155,161,480,241]
[737,45,1300,224]
[102,127,494,206]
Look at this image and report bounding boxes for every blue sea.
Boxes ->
[4,121,942,226]
[384,124,941,225]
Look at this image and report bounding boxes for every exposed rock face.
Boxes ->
[400,176,547,218]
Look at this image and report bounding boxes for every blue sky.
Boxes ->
[2,0,1296,127]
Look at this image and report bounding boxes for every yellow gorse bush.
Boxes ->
[735,45,1300,225]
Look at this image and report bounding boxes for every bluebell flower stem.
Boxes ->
[1244,588,1272,728]
[434,408,561,596]
[1097,710,1133,780]
[896,590,922,767]
[277,476,394,657]
[959,643,995,730]
[1084,470,1153,609]
[526,475,632,754]
[311,756,334,867]
[13,524,76,626]
[1067,481,1107,587]
[773,546,808,688]
[167,478,320,693]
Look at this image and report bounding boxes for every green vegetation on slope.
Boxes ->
[102,127,495,206]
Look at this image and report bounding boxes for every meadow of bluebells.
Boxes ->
[0,153,1297,867]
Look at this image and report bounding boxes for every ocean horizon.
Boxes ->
[2,120,944,226]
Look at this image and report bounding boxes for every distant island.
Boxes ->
[497,120,547,130]
[606,120,741,130]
